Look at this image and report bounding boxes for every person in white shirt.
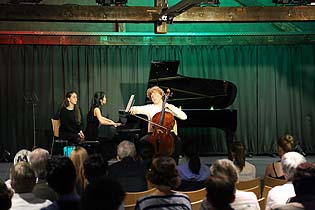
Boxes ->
[9,162,52,210]
[130,86,187,163]
[266,151,306,210]
[199,159,260,210]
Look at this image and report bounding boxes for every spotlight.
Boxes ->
[96,0,127,6]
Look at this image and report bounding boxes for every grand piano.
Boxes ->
[117,60,237,153]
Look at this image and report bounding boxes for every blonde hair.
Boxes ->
[70,146,89,190]
[146,86,165,99]
[278,134,295,153]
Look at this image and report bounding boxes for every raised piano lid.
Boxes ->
[147,60,237,109]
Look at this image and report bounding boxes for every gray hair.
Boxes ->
[29,148,50,179]
[117,140,136,159]
[210,159,239,184]
[281,151,306,181]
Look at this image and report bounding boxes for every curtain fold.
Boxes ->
[0,44,314,155]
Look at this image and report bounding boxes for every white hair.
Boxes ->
[281,151,306,181]
[117,140,136,159]
[210,159,239,184]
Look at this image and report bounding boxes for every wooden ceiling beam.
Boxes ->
[1,4,315,22]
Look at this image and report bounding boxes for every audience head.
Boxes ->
[91,91,106,107]
[70,146,89,189]
[229,141,246,172]
[83,153,108,183]
[137,140,155,161]
[205,175,236,210]
[210,159,239,184]
[81,176,125,210]
[147,156,181,190]
[13,149,31,165]
[46,156,76,195]
[0,179,13,210]
[290,162,315,210]
[117,140,136,160]
[292,162,315,196]
[281,151,306,181]
[182,138,201,174]
[10,162,36,193]
[29,148,49,179]
[277,134,295,157]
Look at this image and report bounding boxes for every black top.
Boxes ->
[59,106,83,143]
[85,107,100,141]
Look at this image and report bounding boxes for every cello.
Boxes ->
[147,89,175,156]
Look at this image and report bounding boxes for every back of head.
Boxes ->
[10,162,36,193]
[205,175,235,210]
[210,159,239,184]
[182,138,201,175]
[46,156,76,195]
[117,140,136,160]
[81,176,125,210]
[229,141,246,172]
[0,179,13,210]
[292,162,315,196]
[13,149,31,165]
[29,148,49,179]
[137,140,155,161]
[147,156,181,189]
[281,151,306,181]
[83,153,108,183]
[291,162,315,210]
[278,134,295,153]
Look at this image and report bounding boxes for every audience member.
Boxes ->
[42,156,80,210]
[29,148,58,201]
[177,138,210,190]
[5,149,31,190]
[81,176,125,210]
[70,146,89,195]
[266,151,306,210]
[274,162,315,210]
[108,140,147,192]
[83,153,108,183]
[205,175,236,210]
[0,179,13,210]
[265,134,295,179]
[199,159,260,210]
[10,162,52,210]
[136,140,155,172]
[135,156,192,210]
[229,141,256,181]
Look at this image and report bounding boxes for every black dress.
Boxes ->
[59,107,83,144]
[85,107,100,141]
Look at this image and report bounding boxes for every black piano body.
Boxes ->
[117,60,237,153]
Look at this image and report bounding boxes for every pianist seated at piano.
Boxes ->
[85,91,121,141]
[129,86,187,162]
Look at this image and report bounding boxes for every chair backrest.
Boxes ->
[258,197,266,210]
[51,119,60,138]
[262,185,273,198]
[191,199,204,210]
[174,188,207,202]
[264,176,287,188]
[236,177,261,198]
[242,185,261,199]
[124,188,157,207]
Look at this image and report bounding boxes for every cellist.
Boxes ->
[129,86,187,163]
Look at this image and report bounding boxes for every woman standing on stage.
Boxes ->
[59,91,85,144]
[129,86,187,162]
[86,91,120,141]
